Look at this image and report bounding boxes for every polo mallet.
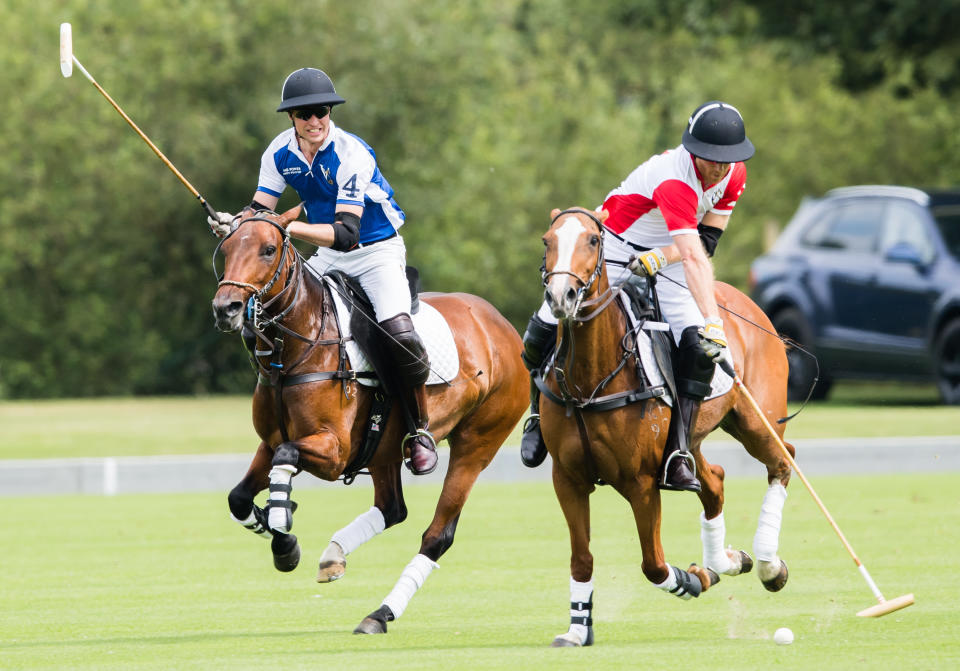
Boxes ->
[59,22,218,221]
[717,359,914,617]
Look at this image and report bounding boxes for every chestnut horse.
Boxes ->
[539,208,794,647]
[211,206,527,634]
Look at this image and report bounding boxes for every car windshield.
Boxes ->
[932,206,960,260]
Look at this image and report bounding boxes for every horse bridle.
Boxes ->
[541,208,606,316]
[213,215,300,331]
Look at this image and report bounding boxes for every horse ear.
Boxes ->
[550,208,562,219]
[598,209,610,223]
[278,203,303,228]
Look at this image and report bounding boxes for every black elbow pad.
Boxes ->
[331,211,361,251]
[698,224,724,257]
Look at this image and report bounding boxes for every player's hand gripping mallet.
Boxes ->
[717,359,914,618]
[59,22,219,221]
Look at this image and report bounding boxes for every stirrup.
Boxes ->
[659,450,700,492]
[402,429,438,474]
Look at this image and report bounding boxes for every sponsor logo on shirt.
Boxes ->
[282,166,302,176]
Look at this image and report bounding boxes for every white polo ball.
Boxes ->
[773,627,794,645]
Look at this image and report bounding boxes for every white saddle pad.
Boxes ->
[324,277,460,387]
[621,294,732,405]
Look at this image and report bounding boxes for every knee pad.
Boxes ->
[676,326,715,400]
[522,313,556,371]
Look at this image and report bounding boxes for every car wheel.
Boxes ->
[772,308,832,402]
[934,318,960,405]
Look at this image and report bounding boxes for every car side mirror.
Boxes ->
[884,242,926,267]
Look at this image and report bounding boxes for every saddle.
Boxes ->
[620,275,733,403]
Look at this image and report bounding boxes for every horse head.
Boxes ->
[542,207,609,321]
[212,204,302,332]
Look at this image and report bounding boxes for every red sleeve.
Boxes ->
[714,162,746,212]
[651,179,699,232]
[601,193,659,234]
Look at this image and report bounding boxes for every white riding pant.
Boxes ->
[307,236,411,322]
[536,258,704,346]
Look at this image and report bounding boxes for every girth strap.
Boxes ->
[532,369,664,412]
[257,369,379,388]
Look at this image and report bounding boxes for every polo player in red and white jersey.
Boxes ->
[520,101,755,493]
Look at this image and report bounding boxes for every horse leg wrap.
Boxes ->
[231,506,271,541]
[563,577,594,646]
[753,481,787,569]
[700,512,733,574]
[655,565,702,600]
[330,506,386,555]
[380,553,439,619]
[267,444,299,534]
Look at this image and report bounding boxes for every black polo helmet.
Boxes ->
[681,101,755,163]
[276,68,346,112]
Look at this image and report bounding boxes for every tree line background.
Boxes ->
[2,0,959,399]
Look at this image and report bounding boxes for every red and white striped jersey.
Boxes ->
[601,145,746,250]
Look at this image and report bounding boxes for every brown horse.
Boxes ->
[539,208,794,647]
[211,206,527,634]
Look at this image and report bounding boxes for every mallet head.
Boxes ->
[60,23,73,78]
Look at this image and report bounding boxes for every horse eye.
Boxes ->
[589,235,600,246]
[262,245,277,257]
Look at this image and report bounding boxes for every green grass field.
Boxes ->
[2,475,958,670]
[1,381,958,460]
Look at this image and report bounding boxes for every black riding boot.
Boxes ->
[520,382,548,467]
[401,383,438,476]
[519,313,555,468]
[379,313,437,476]
[659,394,702,493]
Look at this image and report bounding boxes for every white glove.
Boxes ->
[627,248,667,277]
[699,318,734,375]
[207,211,238,238]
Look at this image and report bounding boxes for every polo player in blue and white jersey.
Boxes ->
[209,68,438,476]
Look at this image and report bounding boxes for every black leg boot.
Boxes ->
[520,381,547,467]
[658,394,702,493]
[519,313,556,468]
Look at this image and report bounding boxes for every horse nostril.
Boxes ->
[564,287,578,304]
[214,299,243,319]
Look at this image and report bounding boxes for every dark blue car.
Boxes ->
[749,185,960,404]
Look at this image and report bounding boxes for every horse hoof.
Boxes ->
[761,560,789,592]
[317,558,346,583]
[689,563,720,590]
[353,617,387,634]
[271,533,301,573]
[551,632,586,647]
[722,549,754,576]
[737,550,754,575]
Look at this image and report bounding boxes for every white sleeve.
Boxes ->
[257,144,287,197]
[335,139,375,207]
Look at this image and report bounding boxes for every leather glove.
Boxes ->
[207,211,238,239]
[699,318,734,375]
[627,248,667,277]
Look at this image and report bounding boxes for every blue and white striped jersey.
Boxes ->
[257,122,405,244]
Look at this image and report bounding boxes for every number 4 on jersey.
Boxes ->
[342,174,360,199]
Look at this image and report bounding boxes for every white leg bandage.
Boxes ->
[753,481,787,562]
[330,506,386,556]
[230,509,270,540]
[700,512,733,574]
[381,554,438,619]
[267,464,296,533]
[566,577,594,645]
